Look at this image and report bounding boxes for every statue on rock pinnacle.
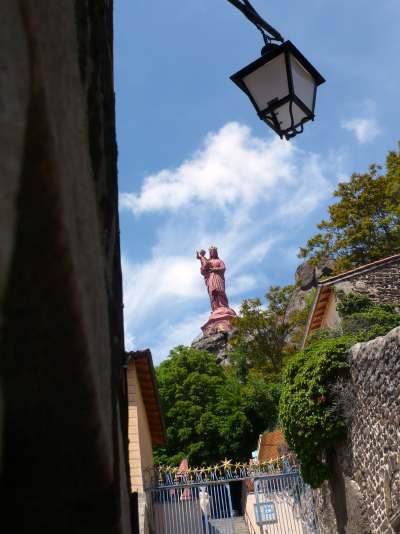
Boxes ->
[196,246,236,335]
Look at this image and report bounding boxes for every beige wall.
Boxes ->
[127,361,155,534]
[245,493,261,533]
[245,491,304,534]
[127,361,154,491]
[321,291,341,330]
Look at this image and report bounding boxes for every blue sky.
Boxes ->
[114,0,400,363]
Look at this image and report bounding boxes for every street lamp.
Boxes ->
[227,0,325,140]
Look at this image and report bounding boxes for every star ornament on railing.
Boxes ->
[147,454,298,488]
[222,458,233,470]
[213,463,221,473]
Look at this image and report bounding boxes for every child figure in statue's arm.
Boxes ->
[196,249,209,275]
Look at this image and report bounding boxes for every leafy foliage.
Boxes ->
[337,292,400,341]
[154,346,279,466]
[280,337,352,488]
[279,293,400,488]
[230,285,312,381]
[299,146,400,273]
[335,291,373,315]
[154,285,315,467]
[342,308,400,341]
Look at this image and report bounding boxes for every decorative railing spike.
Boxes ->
[143,455,298,489]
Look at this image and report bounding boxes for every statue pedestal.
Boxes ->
[201,306,236,335]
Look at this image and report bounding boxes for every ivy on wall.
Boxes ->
[279,336,353,488]
[279,293,400,488]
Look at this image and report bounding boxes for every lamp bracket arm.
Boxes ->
[226,0,284,42]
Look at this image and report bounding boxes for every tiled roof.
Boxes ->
[320,253,400,286]
[127,349,166,445]
[258,430,287,462]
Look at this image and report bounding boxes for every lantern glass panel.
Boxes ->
[289,54,316,112]
[271,101,308,131]
[242,52,288,112]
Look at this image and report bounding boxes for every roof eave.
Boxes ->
[127,349,167,445]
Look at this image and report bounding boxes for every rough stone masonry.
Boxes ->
[314,326,400,534]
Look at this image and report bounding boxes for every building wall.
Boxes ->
[245,493,261,533]
[333,259,400,308]
[321,291,341,330]
[319,259,400,333]
[127,363,154,491]
[244,491,303,533]
[314,326,400,534]
[137,382,155,479]
[0,2,132,532]
[320,260,400,336]
[127,362,154,533]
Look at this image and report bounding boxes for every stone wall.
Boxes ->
[0,2,133,532]
[314,326,400,534]
[334,258,400,308]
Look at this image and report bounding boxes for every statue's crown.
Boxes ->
[209,245,218,251]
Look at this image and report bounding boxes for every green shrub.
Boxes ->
[280,292,400,488]
[338,291,400,340]
[336,292,373,316]
[342,307,400,340]
[279,336,354,488]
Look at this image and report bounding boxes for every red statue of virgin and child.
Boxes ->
[196,246,236,335]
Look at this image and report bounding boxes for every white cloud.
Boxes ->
[341,117,381,144]
[122,254,203,329]
[120,122,295,214]
[229,274,258,295]
[120,122,341,361]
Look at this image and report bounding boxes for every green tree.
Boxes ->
[299,146,400,273]
[230,285,312,380]
[154,346,279,466]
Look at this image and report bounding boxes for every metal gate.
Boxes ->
[253,473,319,534]
[146,481,234,534]
[144,460,319,534]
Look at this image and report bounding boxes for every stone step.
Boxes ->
[207,516,250,534]
[232,516,250,534]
